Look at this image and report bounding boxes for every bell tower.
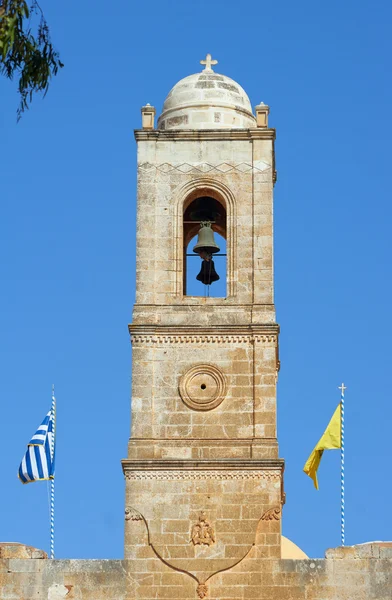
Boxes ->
[122,55,284,598]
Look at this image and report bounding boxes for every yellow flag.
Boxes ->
[303,404,341,489]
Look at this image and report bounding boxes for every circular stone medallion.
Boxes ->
[179,364,227,411]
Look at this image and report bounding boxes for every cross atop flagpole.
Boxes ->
[338,383,346,546]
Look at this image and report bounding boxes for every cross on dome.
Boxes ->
[200,54,218,72]
[157,56,256,130]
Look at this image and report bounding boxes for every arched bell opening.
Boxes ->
[183,195,227,297]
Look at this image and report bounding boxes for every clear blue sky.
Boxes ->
[1,0,391,559]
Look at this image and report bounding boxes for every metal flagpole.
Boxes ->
[338,383,347,546]
[50,385,56,559]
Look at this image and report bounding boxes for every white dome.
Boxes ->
[158,62,256,130]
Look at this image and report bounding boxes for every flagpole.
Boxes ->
[50,385,56,559]
[339,383,347,547]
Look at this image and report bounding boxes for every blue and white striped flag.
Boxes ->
[18,411,55,484]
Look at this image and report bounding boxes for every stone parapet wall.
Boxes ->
[1,543,391,599]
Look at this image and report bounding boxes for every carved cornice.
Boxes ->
[129,324,279,345]
[134,128,276,142]
[124,470,282,481]
[122,458,284,480]
[129,324,279,335]
[130,334,278,344]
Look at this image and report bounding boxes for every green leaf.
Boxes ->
[0,0,64,120]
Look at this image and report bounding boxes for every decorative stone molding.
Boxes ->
[131,334,277,344]
[124,470,282,481]
[179,363,227,411]
[191,512,215,546]
[123,505,256,600]
[129,324,279,336]
[139,161,272,175]
[196,583,208,598]
[123,457,284,470]
[125,507,143,522]
[254,335,277,343]
[261,506,281,521]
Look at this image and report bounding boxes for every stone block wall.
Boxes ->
[127,128,282,576]
[1,543,391,599]
[128,332,278,457]
[123,467,283,568]
[133,131,275,314]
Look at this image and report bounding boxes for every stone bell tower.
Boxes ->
[122,55,284,599]
[1,58,390,600]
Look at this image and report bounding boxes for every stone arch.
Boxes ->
[173,178,237,297]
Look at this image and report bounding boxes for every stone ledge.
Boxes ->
[326,542,392,560]
[0,543,47,559]
[122,458,284,471]
[128,324,280,346]
[134,128,276,142]
[129,324,279,335]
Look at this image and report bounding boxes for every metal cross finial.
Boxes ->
[338,383,347,395]
[200,54,218,72]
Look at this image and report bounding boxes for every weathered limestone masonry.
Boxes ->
[1,58,391,599]
[1,542,391,599]
[122,59,283,599]
[119,58,391,598]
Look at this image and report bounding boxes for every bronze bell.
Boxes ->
[193,221,220,255]
[196,259,220,285]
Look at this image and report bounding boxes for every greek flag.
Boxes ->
[18,411,55,484]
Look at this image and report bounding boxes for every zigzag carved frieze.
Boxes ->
[130,334,277,345]
[124,470,281,481]
[139,161,272,175]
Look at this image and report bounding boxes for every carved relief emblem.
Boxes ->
[125,507,143,522]
[179,363,227,411]
[261,506,281,521]
[191,512,215,546]
[196,583,208,598]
